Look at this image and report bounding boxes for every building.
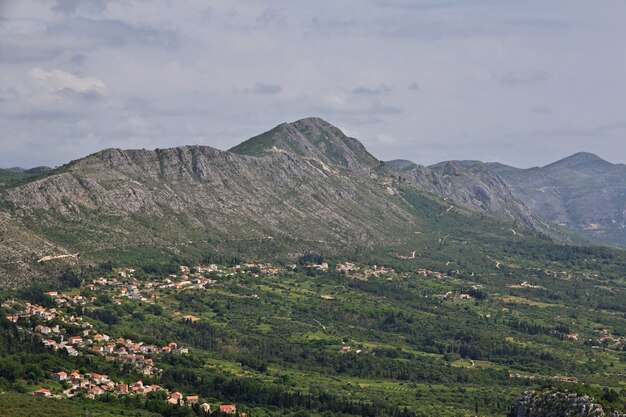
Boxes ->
[33,388,51,397]
[220,404,237,414]
[52,371,67,382]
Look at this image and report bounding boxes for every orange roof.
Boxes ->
[220,404,237,413]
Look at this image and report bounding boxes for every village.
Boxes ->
[5,259,410,414]
[2,261,270,415]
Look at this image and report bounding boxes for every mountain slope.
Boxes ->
[0,118,600,286]
[383,160,543,230]
[478,153,626,246]
[0,120,425,286]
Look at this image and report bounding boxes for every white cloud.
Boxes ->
[28,68,107,95]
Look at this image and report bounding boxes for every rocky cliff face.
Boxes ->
[509,391,625,417]
[399,161,540,229]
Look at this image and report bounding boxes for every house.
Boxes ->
[52,371,67,382]
[35,324,51,334]
[65,346,79,356]
[33,388,51,397]
[186,395,199,404]
[67,336,82,345]
[92,373,109,384]
[566,333,579,341]
[116,384,129,395]
[91,346,104,354]
[170,392,184,401]
[42,339,57,348]
[200,403,211,413]
[220,404,237,414]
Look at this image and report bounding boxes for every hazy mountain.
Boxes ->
[0,166,51,188]
[384,159,418,170]
[456,152,626,246]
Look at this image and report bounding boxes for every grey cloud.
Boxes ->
[535,121,626,138]
[352,84,393,95]
[0,1,625,169]
[69,53,87,65]
[376,1,475,12]
[57,88,106,102]
[499,70,548,85]
[530,105,552,114]
[246,83,282,95]
[3,109,83,121]
[46,18,180,49]
[256,8,287,29]
[51,0,108,15]
[0,44,61,64]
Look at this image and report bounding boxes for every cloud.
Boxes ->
[51,0,108,15]
[46,18,180,49]
[534,121,626,138]
[256,8,287,29]
[530,105,552,114]
[246,83,282,95]
[498,70,548,85]
[29,68,107,95]
[351,84,393,95]
[311,92,404,122]
[0,44,61,64]
[0,1,625,169]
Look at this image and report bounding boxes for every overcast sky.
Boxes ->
[1,0,625,169]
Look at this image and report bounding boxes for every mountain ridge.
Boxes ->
[418,152,626,246]
[0,117,611,286]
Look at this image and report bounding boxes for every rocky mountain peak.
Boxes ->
[229,117,379,171]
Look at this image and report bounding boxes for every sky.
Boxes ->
[1,0,625,169]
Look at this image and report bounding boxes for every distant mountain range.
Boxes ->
[0,117,623,286]
[417,152,626,246]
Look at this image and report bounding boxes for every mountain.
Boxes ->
[0,118,594,286]
[392,160,541,229]
[0,166,51,189]
[230,117,379,172]
[467,153,626,246]
[0,118,423,286]
[385,159,417,170]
